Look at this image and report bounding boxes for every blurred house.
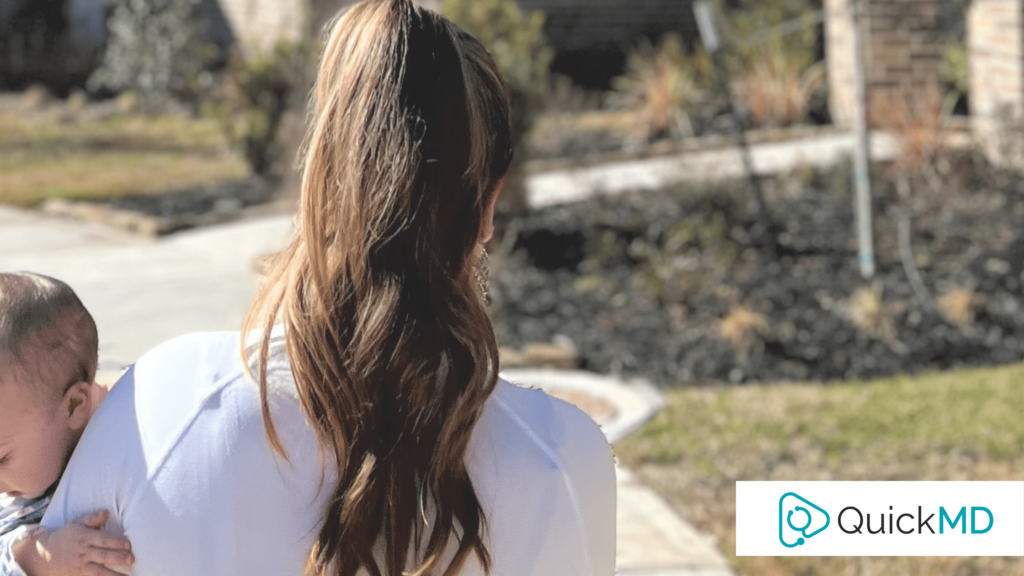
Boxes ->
[207,0,305,57]
[372,0,702,88]
[514,0,700,88]
[0,0,304,91]
[825,0,1024,168]
[2,0,700,91]
[0,0,105,91]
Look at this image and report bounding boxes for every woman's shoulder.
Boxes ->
[134,329,292,397]
[136,330,245,374]
[468,379,617,575]
[476,378,614,473]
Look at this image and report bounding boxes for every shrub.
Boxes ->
[718,305,770,358]
[938,287,976,328]
[843,282,907,354]
[734,42,824,128]
[88,0,219,103]
[723,0,825,128]
[441,0,552,106]
[940,38,969,102]
[207,42,309,176]
[607,34,712,143]
[874,85,954,208]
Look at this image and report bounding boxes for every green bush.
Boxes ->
[89,0,219,103]
[441,0,552,106]
[207,42,310,176]
[940,38,969,99]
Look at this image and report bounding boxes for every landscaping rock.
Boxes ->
[490,162,1024,385]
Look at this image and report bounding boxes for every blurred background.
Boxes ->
[1,0,1022,574]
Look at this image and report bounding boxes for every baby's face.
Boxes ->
[0,378,75,500]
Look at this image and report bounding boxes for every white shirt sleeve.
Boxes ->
[44,332,327,576]
[40,364,143,538]
[468,382,617,575]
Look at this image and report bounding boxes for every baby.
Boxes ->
[0,272,133,576]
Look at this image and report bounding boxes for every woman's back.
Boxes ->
[45,2,617,573]
[42,330,616,575]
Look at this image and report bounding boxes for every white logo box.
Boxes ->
[736,481,1024,556]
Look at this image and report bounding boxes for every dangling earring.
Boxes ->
[475,248,490,304]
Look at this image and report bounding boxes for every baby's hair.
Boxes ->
[0,272,98,402]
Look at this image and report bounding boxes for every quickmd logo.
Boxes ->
[779,492,830,547]
[736,482,1024,556]
[836,504,994,535]
[780,491,994,546]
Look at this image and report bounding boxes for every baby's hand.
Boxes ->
[14,510,134,576]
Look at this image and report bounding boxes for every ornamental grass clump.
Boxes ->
[721,0,825,128]
[937,287,976,328]
[733,41,824,129]
[607,34,711,144]
[718,305,770,359]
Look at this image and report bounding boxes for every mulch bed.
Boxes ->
[490,158,1024,386]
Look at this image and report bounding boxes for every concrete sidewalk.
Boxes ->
[526,131,898,208]
[0,206,734,576]
[0,205,293,367]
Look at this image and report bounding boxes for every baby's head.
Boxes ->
[0,272,99,500]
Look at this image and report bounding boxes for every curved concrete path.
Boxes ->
[0,205,733,575]
[526,131,898,208]
[501,370,733,576]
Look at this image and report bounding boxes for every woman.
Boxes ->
[39,1,616,575]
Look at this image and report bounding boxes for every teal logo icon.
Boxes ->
[779,492,830,547]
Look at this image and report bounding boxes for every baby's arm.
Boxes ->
[2,525,34,576]
[10,511,133,576]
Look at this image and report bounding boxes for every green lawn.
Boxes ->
[617,364,1024,576]
[0,106,247,207]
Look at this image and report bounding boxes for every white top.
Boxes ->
[41,331,616,575]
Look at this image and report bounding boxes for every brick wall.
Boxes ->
[968,0,1024,164]
[826,0,944,127]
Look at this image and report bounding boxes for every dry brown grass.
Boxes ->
[617,364,1024,576]
[607,34,710,143]
[847,285,885,335]
[837,282,907,353]
[937,287,977,328]
[874,86,951,176]
[0,104,247,207]
[734,43,824,129]
[718,305,770,358]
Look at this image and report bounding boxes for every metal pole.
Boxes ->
[850,0,875,278]
[694,0,776,259]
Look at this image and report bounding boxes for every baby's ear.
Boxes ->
[62,381,94,431]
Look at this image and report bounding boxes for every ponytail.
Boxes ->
[243,2,513,575]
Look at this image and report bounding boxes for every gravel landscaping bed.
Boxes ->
[490,159,1024,385]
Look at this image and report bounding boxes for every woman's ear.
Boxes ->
[481,178,505,244]
[61,381,95,431]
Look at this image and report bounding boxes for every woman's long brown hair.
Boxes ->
[242,2,513,575]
